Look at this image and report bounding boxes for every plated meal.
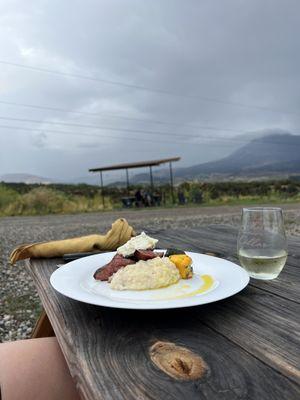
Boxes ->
[93,232,194,291]
[50,232,249,310]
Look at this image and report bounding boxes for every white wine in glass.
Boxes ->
[237,208,287,280]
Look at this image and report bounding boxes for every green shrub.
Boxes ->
[0,184,19,210]
[0,186,113,216]
[189,185,203,203]
[8,187,71,215]
[1,179,300,216]
[210,187,220,200]
[286,184,298,196]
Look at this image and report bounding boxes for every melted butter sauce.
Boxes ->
[151,274,214,300]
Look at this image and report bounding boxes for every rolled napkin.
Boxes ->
[10,218,135,264]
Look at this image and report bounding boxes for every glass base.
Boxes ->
[248,272,279,280]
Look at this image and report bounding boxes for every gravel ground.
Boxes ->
[1,203,300,342]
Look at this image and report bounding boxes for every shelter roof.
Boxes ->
[89,157,180,172]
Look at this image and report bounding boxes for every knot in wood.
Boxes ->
[149,341,207,381]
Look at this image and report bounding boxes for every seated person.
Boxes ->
[177,190,186,205]
[134,189,143,207]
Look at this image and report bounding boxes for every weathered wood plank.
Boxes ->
[155,227,300,383]
[26,261,300,399]
[195,286,300,383]
[24,225,300,399]
[156,226,300,303]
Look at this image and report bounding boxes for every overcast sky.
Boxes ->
[0,0,299,182]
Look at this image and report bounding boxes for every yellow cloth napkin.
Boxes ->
[10,218,135,264]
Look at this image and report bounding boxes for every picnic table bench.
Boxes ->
[25,225,300,400]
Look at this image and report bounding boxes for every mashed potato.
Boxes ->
[110,257,180,291]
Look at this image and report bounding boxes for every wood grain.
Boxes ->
[158,225,300,303]
[25,225,300,400]
[157,227,300,383]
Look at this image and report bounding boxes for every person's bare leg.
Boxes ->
[0,337,81,400]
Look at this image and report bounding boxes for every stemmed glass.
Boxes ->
[237,207,287,280]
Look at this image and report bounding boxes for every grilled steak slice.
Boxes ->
[134,249,161,261]
[93,254,135,281]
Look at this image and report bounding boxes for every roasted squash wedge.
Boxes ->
[169,254,193,279]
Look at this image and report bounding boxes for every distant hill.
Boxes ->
[66,175,100,185]
[176,133,300,177]
[131,133,300,182]
[5,133,300,185]
[0,173,114,186]
[0,173,53,184]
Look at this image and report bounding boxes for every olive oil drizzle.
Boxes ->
[152,274,214,300]
[168,275,214,299]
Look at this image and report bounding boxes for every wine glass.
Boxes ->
[237,207,287,280]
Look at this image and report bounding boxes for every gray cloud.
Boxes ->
[0,0,300,180]
[31,131,47,148]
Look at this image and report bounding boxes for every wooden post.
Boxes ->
[126,168,130,195]
[100,171,105,209]
[169,162,174,204]
[149,166,154,193]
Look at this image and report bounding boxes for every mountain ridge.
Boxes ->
[130,133,300,182]
[0,173,54,184]
[3,133,300,184]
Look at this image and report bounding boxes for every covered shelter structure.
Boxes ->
[89,156,180,208]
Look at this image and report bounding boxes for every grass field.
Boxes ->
[0,179,300,216]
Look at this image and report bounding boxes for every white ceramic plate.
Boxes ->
[50,251,249,310]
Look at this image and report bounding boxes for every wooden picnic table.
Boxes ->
[25,225,300,400]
